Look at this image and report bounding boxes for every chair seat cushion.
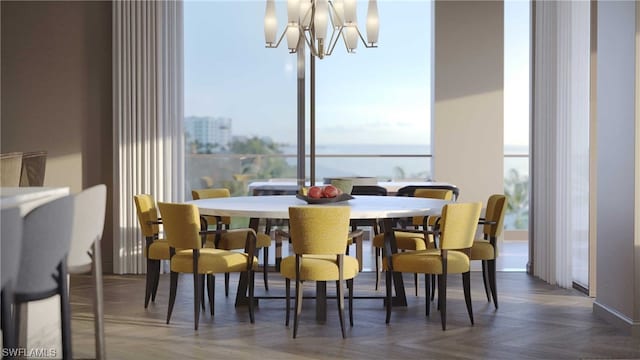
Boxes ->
[470,239,495,260]
[218,229,272,249]
[147,239,170,260]
[384,249,470,274]
[170,248,257,274]
[205,229,271,249]
[280,255,359,281]
[372,231,432,250]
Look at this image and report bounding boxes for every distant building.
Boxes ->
[185,116,232,152]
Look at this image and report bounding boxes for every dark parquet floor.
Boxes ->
[69,270,640,360]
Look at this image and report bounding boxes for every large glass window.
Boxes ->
[184,1,297,197]
[315,1,432,182]
[185,1,433,196]
[504,0,530,232]
[502,0,530,272]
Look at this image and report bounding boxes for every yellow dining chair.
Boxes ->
[158,202,257,330]
[192,188,273,294]
[471,194,507,309]
[133,194,170,308]
[384,202,482,330]
[280,206,359,338]
[372,188,453,292]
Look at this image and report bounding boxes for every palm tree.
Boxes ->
[504,168,529,229]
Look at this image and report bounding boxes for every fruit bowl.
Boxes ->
[295,193,354,204]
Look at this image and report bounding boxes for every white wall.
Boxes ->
[433,0,504,204]
[594,0,640,336]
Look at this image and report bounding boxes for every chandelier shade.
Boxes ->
[264,0,379,59]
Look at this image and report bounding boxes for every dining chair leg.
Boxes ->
[425,274,431,316]
[263,247,269,291]
[200,275,207,311]
[13,302,24,350]
[207,274,215,316]
[285,278,291,326]
[430,274,436,302]
[385,269,392,324]
[293,278,303,338]
[438,273,447,331]
[414,273,419,296]
[57,260,73,360]
[144,259,157,308]
[348,279,354,327]
[488,259,498,309]
[375,248,381,291]
[248,270,255,324]
[166,271,179,324]
[151,261,161,302]
[481,260,491,302]
[193,271,201,330]
[224,273,230,297]
[462,271,474,325]
[336,280,346,339]
[1,285,16,353]
[92,241,106,360]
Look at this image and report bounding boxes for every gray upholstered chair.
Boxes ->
[1,207,23,353]
[67,185,107,360]
[14,195,75,359]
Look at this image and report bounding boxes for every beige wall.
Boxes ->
[593,0,640,335]
[433,0,504,204]
[1,1,114,271]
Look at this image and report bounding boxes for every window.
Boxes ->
[185,1,434,196]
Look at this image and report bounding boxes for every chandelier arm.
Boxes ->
[355,25,378,49]
[325,26,344,57]
[267,27,289,49]
[327,0,344,27]
[302,28,320,58]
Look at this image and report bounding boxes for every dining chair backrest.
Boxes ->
[414,189,453,201]
[288,206,351,255]
[412,189,454,227]
[192,188,231,200]
[254,189,298,196]
[158,202,202,250]
[1,152,23,187]
[396,185,460,201]
[191,188,232,226]
[16,194,74,295]
[439,202,482,251]
[483,194,507,238]
[68,185,107,269]
[351,185,387,196]
[134,194,161,238]
[1,207,23,288]
[19,151,47,187]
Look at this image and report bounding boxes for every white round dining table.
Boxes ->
[188,195,449,321]
[189,195,448,220]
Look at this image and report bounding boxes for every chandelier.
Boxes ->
[264,0,379,59]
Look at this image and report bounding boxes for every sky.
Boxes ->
[184,0,530,148]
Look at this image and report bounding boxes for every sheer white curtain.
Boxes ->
[113,0,184,274]
[532,0,590,288]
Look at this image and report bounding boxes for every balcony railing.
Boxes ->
[186,152,529,231]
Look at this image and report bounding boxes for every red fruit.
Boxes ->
[308,186,323,199]
[322,185,339,198]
